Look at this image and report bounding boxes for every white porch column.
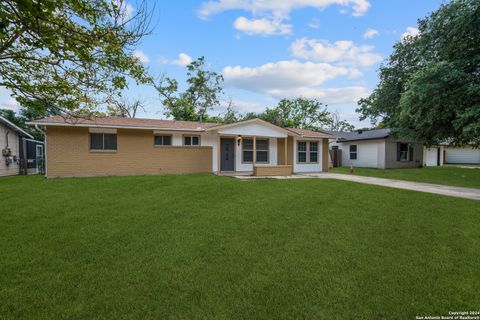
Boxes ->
[217,135,221,175]
[253,135,256,166]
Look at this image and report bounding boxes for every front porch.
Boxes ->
[206,118,333,177]
[216,135,292,177]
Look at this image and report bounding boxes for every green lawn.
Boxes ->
[329,166,480,189]
[1,175,479,319]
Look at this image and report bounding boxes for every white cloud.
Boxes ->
[224,60,359,90]
[198,0,371,18]
[234,16,292,36]
[1,98,21,111]
[268,86,369,104]
[222,60,366,105]
[172,53,193,66]
[401,26,420,41]
[133,50,150,64]
[308,18,321,29]
[363,28,379,39]
[290,38,382,67]
[198,0,371,36]
[159,53,193,66]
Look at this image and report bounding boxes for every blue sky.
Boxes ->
[1,0,446,128]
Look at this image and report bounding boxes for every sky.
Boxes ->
[0,0,446,128]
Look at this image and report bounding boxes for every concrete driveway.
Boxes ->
[233,173,480,200]
[303,173,480,201]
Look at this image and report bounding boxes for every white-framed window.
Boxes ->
[349,145,357,160]
[183,135,200,146]
[90,133,117,151]
[242,138,269,163]
[297,141,307,163]
[397,143,413,161]
[242,139,253,163]
[297,141,319,163]
[310,142,318,163]
[154,135,172,146]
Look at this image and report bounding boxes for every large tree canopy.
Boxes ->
[0,0,152,115]
[357,0,480,146]
[155,56,224,122]
[244,98,354,131]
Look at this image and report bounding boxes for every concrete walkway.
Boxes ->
[233,173,480,200]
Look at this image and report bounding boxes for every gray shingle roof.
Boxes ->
[334,128,391,142]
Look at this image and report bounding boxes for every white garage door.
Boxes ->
[445,147,480,164]
[425,148,438,166]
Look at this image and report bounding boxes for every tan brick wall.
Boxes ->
[46,127,212,178]
[253,165,292,176]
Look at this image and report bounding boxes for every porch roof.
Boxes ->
[286,127,336,139]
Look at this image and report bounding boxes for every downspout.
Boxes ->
[35,124,45,135]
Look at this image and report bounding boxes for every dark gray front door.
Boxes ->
[220,138,235,171]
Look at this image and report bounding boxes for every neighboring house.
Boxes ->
[0,115,41,177]
[424,145,480,166]
[330,129,423,169]
[28,116,334,178]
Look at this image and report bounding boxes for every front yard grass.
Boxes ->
[1,174,479,319]
[329,166,480,189]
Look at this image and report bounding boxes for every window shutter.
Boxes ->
[409,144,414,161]
[397,142,401,161]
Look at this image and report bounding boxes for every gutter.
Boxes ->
[26,122,206,132]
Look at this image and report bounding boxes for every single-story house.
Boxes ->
[330,128,424,169]
[1,115,29,177]
[28,116,335,178]
[1,115,44,177]
[424,145,480,166]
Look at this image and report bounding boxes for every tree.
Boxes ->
[155,56,223,122]
[245,98,343,131]
[325,111,355,132]
[0,0,153,116]
[357,0,480,146]
[0,105,59,140]
[107,98,146,118]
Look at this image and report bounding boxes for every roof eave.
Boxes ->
[337,136,389,142]
[0,116,34,139]
[26,121,207,132]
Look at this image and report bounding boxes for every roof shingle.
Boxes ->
[286,127,335,139]
[31,116,221,131]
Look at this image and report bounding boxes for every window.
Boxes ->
[184,135,200,146]
[332,146,339,150]
[297,141,318,163]
[90,133,117,151]
[242,139,253,162]
[397,143,414,161]
[154,135,172,146]
[349,145,357,160]
[298,141,307,163]
[242,138,269,163]
[256,139,269,163]
[310,142,318,163]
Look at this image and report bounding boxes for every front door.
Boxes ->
[220,138,235,172]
